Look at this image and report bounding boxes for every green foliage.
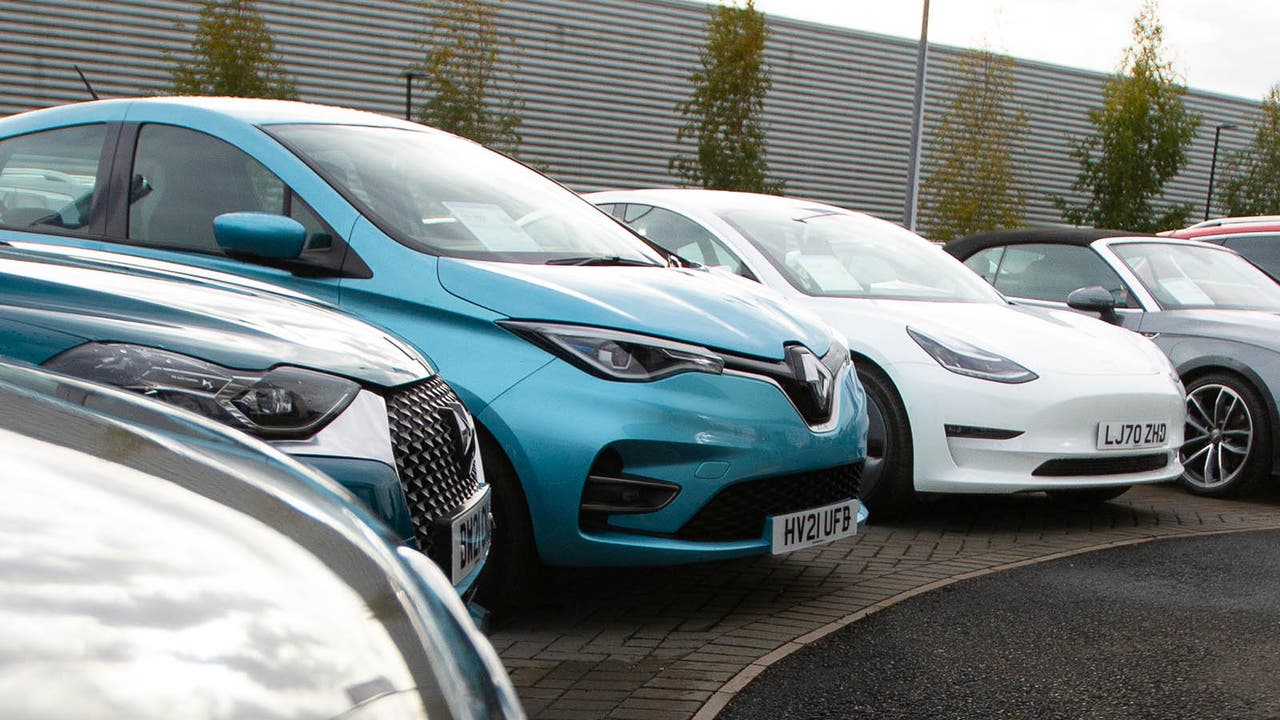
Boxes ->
[671,0,780,193]
[1219,85,1280,217]
[1057,0,1199,232]
[417,0,523,156]
[170,0,297,99]
[920,49,1027,241]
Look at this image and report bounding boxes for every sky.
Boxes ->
[691,0,1277,101]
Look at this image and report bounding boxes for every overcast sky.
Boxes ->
[688,0,1277,101]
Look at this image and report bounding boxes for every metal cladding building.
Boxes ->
[1,0,1263,232]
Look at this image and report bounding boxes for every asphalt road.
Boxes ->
[721,529,1280,720]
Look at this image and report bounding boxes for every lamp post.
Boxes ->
[902,0,930,232]
[1205,122,1237,221]
[401,70,423,121]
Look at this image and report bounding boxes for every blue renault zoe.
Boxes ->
[0,98,868,599]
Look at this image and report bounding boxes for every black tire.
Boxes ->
[1179,372,1272,498]
[473,429,541,612]
[857,365,915,520]
[1046,485,1131,507]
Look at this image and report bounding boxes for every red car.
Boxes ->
[1164,216,1280,279]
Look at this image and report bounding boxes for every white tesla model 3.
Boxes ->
[588,189,1186,516]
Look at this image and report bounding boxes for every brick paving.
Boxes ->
[489,484,1280,720]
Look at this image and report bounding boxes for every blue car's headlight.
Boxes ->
[44,343,359,438]
[907,327,1037,384]
[499,321,725,382]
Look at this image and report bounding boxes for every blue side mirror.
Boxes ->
[213,212,307,260]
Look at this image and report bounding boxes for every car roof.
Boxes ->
[1165,221,1280,240]
[943,228,1158,258]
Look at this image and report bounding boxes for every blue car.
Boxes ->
[0,243,491,595]
[0,98,868,598]
[0,360,523,719]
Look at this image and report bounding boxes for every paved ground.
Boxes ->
[720,529,1280,720]
[489,484,1280,720]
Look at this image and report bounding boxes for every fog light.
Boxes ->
[581,476,680,514]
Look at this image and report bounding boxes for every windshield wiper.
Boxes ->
[545,255,662,267]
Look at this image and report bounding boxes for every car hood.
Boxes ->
[0,248,431,387]
[1142,309,1280,350]
[807,297,1167,376]
[437,259,831,359]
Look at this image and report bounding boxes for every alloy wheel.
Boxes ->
[1181,383,1253,490]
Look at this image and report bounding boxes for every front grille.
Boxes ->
[675,462,862,541]
[384,376,481,564]
[1033,453,1169,477]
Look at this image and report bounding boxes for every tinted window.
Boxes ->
[0,124,105,231]
[993,244,1132,307]
[613,204,749,276]
[1222,234,1280,278]
[963,246,1004,283]
[128,124,334,253]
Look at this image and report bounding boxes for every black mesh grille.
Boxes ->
[384,377,481,564]
[1033,453,1168,477]
[675,462,862,542]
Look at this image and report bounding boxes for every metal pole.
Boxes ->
[1205,123,1236,221]
[903,0,930,232]
[404,72,414,121]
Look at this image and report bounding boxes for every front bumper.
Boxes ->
[478,359,869,566]
[893,362,1185,493]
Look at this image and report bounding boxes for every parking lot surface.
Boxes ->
[721,529,1280,719]
[489,484,1280,720]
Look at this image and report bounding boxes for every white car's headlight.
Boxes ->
[45,343,359,438]
[907,327,1037,384]
[499,321,725,381]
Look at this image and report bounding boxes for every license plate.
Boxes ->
[769,498,859,554]
[449,487,492,585]
[1096,421,1168,450]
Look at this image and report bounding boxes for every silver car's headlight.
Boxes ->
[44,343,359,438]
[499,321,725,381]
[907,327,1037,384]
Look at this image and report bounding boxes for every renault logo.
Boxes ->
[786,346,834,413]
[441,401,476,460]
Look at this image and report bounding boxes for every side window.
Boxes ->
[962,246,1004,283]
[615,204,750,277]
[0,124,106,231]
[1223,235,1280,279]
[994,243,1132,307]
[128,124,335,253]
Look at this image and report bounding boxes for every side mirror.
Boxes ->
[213,212,306,260]
[1066,285,1120,325]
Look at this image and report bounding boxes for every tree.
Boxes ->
[170,0,297,99]
[1219,85,1280,217]
[919,49,1027,241]
[416,0,523,155]
[1057,0,1199,232]
[671,0,780,193]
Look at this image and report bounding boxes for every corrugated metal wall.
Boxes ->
[1,0,1262,230]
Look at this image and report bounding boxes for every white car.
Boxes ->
[588,189,1187,515]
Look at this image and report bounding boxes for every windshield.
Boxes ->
[718,205,1004,302]
[267,124,663,265]
[1113,242,1280,311]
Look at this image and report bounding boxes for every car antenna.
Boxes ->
[73,65,100,100]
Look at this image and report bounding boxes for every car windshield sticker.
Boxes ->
[1160,277,1214,306]
[442,201,541,251]
[791,254,865,292]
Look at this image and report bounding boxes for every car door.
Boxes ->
[100,122,355,303]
